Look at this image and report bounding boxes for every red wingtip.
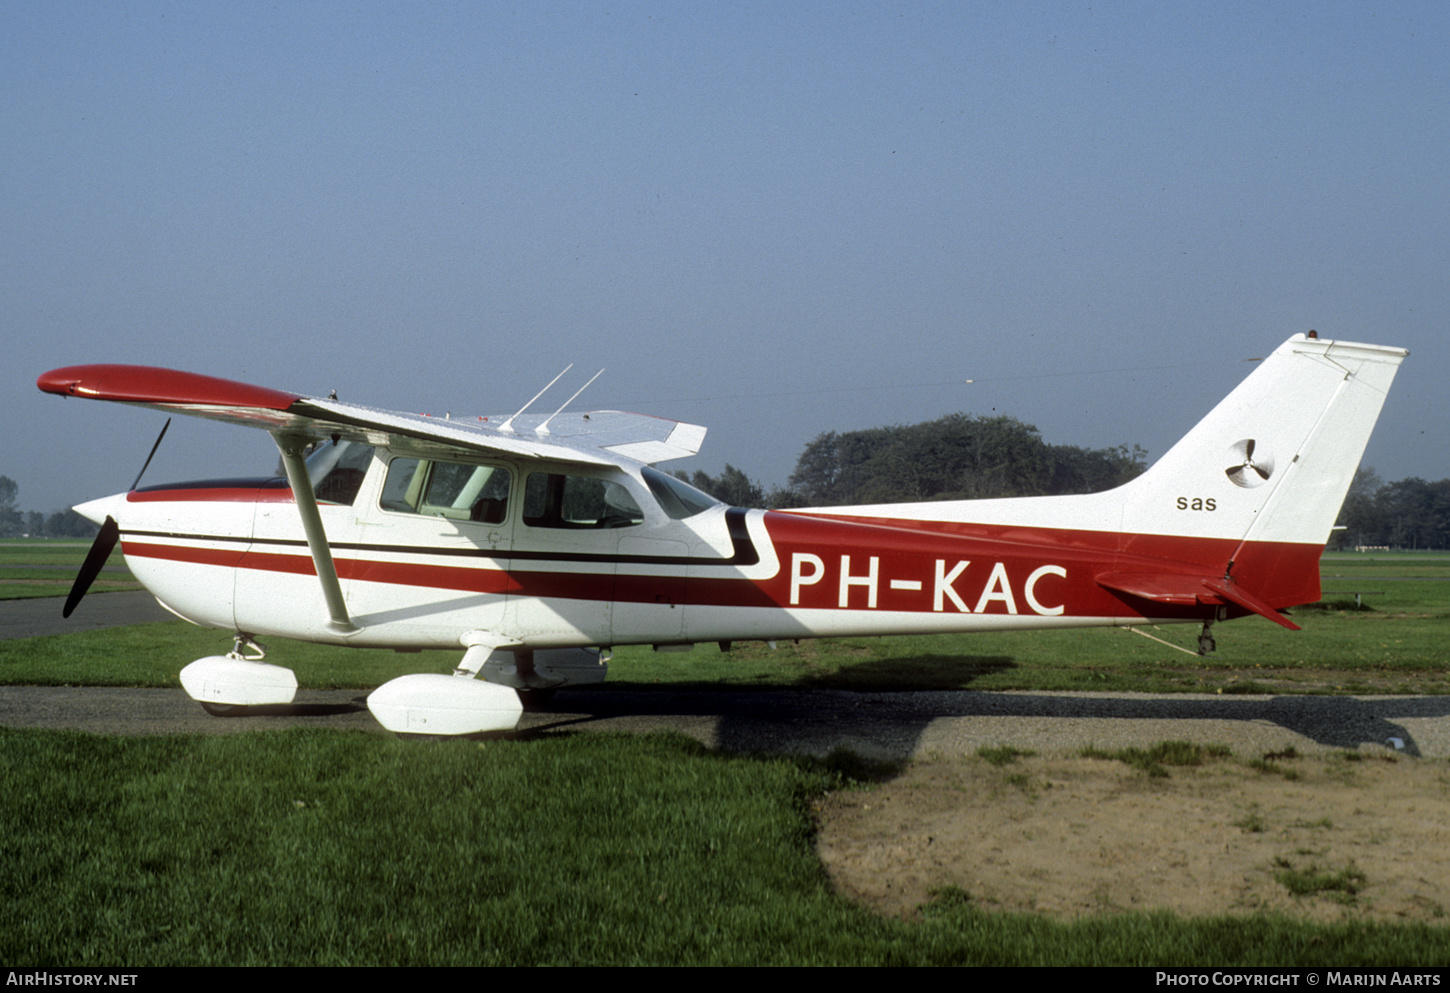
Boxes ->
[37,364,301,410]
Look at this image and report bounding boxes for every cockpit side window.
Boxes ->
[305,440,374,506]
[522,472,644,529]
[381,457,511,524]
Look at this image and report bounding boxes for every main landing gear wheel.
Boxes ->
[516,688,557,709]
[199,701,250,717]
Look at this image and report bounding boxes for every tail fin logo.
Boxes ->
[1225,438,1274,488]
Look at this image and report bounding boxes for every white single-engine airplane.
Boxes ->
[38,332,1406,735]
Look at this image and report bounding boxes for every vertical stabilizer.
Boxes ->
[1117,333,1407,549]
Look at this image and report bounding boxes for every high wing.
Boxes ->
[36,364,706,467]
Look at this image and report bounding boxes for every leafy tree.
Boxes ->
[1049,443,1150,495]
[0,476,19,536]
[1378,478,1450,550]
[682,464,765,508]
[1332,469,1450,550]
[763,483,809,509]
[1334,467,1385,549]
[45,509,99,538]
[787,413,1145,506]
[787,427,900,506]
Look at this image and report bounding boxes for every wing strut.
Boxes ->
[273,433,357,634]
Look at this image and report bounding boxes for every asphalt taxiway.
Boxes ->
[2,594,1442,758]
[0,590,173,639]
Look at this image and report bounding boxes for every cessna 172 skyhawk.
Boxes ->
[38,332,1406,735]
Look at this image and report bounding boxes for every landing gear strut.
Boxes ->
[1197,620,1217,657]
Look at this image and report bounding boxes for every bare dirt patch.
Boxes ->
[816,750,1450,923]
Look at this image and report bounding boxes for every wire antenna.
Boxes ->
[498,365,572,434]
[538,369,604,435]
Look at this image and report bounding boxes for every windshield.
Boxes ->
[641,466,721,519]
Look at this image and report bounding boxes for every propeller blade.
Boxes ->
[130,418,171,491]
[62,419,167,620]
[63,516,120,618]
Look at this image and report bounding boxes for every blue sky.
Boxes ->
[4,1,1446,514]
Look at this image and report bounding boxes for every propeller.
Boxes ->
[1225,437,1274,489]
[61,418,170,618]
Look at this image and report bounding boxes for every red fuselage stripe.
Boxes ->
[765,511,1323,609]
[113,487,1321,622]
[120,526,1319,622]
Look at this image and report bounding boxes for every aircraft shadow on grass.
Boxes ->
[124,645,1450,759]
[526,679,1450,760]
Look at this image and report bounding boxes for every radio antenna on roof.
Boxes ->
[498,364,572,434]
[538,368,604,435]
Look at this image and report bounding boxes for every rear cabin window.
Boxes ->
[522,472,644,529]
[381,458,511,524]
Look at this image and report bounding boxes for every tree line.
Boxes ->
[0,476,99,538]
[1335,469,1450,551]
[683,412,1149,509]
[683,415,1450,551]
[6,420,1445,548]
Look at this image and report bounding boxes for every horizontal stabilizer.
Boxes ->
[1201,576,1301,631]
[1096,573,1211,606]
[1097,572,1301,630]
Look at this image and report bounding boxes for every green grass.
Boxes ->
[1248,748,1307,780]
[603,602,1450,696]
[1274,860,1368,904]
[5,547,1450,964]
[0,577,141,600]
[2,727,1446,966]
[5,605,1447,696]
[0,622,454,689]
[1321,550,1450,578]
[1080,741,1233,777]
[0,538,140,600]
[977,745,1036,766]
